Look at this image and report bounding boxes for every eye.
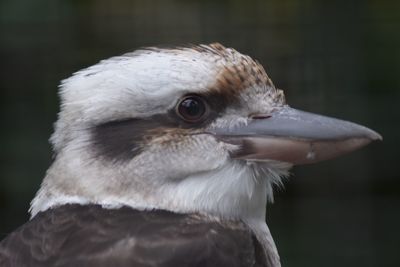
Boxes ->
[176,95,208,123]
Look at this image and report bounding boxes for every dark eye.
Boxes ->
[176,95,207,123]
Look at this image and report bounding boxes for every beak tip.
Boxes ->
[364,128,383,142]
[373,134,383,141]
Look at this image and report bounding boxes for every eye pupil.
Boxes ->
[181,99,200,116]
[177,96,207,122]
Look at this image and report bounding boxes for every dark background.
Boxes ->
[0,0,399,266]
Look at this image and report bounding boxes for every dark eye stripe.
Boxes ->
[91,90,239,162]
[91,114,177,162]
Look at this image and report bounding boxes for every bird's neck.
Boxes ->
[30,151,285,267]
[30,159,271,219]
[30,159,282,267]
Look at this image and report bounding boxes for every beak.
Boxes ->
[209,106,382,165]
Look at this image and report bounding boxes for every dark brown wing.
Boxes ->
[0,204,268,267]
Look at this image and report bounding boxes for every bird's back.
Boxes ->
[0,204,268,267]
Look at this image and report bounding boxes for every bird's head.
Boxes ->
[30,43,381,221]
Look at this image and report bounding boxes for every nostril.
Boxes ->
[251,114,272,120]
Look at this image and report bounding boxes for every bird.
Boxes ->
[0,43,381,267]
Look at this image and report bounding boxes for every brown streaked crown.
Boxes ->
[143,43,285,105]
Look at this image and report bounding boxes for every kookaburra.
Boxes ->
[0,43,381,267]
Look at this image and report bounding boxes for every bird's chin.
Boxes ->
[244,158,293,176]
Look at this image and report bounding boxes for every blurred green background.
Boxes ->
[0,0,399,266]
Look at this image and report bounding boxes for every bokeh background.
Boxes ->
[0,0,399,266]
